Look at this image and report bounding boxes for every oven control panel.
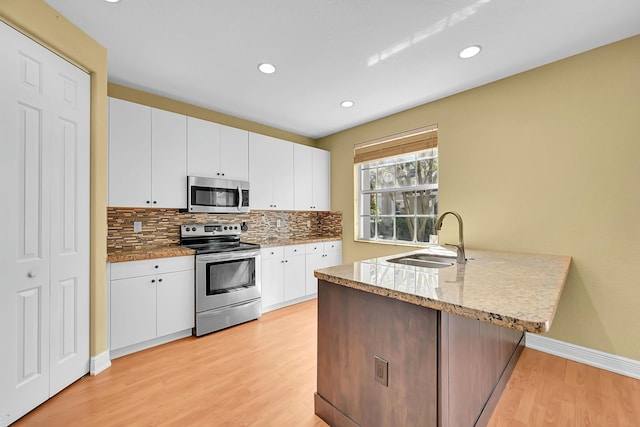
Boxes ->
[181,223,241,237]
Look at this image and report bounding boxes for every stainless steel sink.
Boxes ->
[386,253,456,268]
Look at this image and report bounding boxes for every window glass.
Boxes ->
[357,148,438,245]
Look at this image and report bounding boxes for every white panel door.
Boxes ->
[260,248,285,308]
[108,98,152,207]
[249,133,274,210]
[284,254,306,301]
[187,116,221,178]
[156,270,195,337]
[0,21,89,425]
[305,253,324,296]
[271,138,294,210]
[293,144,313,210]
[110,276,157,350]
[220,125,249,181]
[312,148,331,211]
[151,108,187,208]
[48,48,90,397]
[0,22,51,425]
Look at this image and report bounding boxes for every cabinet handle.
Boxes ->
[158,278,163,283]
[155,265,159,269]
[27,270,38,278]
[146,200,151,204]
[221,173,225,176]
[153,201,157,204]
[285,260,288,263]
[217,172,220,176]
[151,279,156,283]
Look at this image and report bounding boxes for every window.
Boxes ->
[355,126,438,245]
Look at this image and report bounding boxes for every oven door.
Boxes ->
[196,250,261,313]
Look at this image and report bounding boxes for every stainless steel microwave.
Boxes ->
[187,176,250,213]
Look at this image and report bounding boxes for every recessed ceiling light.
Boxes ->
[258,63,276,74]
[459,45,481,59]
[103,0,120,3]
[340,100,355,108]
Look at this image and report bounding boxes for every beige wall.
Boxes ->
[318,35,640,361]
[0,0,109,357]
[108,83,316,147]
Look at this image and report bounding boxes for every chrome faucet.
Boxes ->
[435,211,466,264]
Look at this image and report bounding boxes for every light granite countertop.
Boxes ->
[107,236,342,262]
[314,247,571,334]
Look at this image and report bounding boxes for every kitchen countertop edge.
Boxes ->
[107,236,342,263]
[314,248,571,334]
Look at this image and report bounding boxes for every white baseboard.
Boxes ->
[525,333,640,380]
[90,351,112,376]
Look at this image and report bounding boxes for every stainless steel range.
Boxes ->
[180,223,261,337]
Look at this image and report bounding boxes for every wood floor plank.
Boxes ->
[12,300,640,426]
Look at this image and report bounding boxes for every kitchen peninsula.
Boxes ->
[314,247,571,427]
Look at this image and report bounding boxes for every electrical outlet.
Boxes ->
[133,221,142,233]
[306,220,311,228]
[276,219,282,228]
[374,356,388,386]
[429,234,438,244]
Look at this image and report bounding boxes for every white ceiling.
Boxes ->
[45,0,640,139]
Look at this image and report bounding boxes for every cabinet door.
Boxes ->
[261,248,285,308]
[157,270,195,337]
[220,125,249,181]
[312,148,331,211]
[187,116,221,178]
[284,254,306,301]
[151,108,187,208]
[108,98,151,207]
[271,138,294,210]
[293,144,313,210]
[305,252,324,296]
[324,241,343,268]
[249,133,274,210]
[110,276,157,350]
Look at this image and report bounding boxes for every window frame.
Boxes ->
[355,147,439,246]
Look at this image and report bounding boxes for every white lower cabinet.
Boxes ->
[109,256,194,357]
[260,241,342,312]
[305,241,343,295]
[260,244,306,312]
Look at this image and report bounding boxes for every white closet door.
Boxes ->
[0,22,53,425]
[48,49,90,396]
[0,22,90,425]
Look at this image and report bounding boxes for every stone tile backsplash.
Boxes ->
[107,207,343,251]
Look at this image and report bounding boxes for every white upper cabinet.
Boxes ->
[249,133,294,210]
[187,117,249,181]
[151,108,187,208]
[108,97,152,207]
[294,144,330,211]
[220,125,249,181]
[108,98,187,208]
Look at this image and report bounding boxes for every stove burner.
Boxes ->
[180,223,260,255]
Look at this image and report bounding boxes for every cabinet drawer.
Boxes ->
[324,240,342,253]
[261,246,284,260]
[305,242,323,254]
[284,244,306,258]
[111,255,194,280]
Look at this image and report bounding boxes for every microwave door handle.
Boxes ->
[237,186,242,210]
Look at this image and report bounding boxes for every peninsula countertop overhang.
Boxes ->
[314,247,571,333]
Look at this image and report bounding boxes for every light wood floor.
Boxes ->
[13,299,640,426]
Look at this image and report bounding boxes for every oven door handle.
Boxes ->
[237,185,242,211]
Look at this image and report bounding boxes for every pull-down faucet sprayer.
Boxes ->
[435,211,466,264]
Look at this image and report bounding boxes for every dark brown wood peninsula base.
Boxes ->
[315,280,525,427]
